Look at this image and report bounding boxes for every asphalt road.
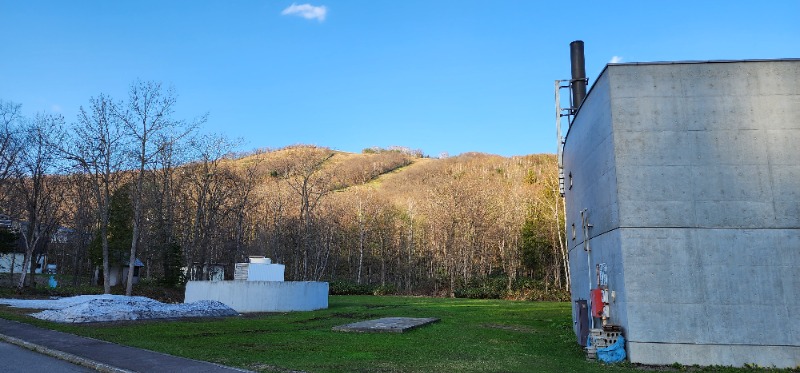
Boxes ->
[0,341,95,373]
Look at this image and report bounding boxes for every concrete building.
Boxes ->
[185,257,328,313]
[563,59,799,367]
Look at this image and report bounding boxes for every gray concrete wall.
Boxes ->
[563,69,629,336]
[609,61,800,229]
[568,229,629,334]
[185,281,329,313]
[563,70,619,240]
[564,60,800,368]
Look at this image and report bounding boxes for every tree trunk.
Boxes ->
[126,155,146,296]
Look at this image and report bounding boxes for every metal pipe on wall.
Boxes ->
[570,40,587,111]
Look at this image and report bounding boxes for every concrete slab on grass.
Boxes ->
[332,317,439,333]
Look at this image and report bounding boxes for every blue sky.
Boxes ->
[1,1,798,157]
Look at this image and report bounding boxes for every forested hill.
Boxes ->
[206,145,568,298]
[23,142,567,299]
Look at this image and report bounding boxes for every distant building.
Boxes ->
[562,59,799,367]
[0,250,25,275]
[0,214,61,276]
[107,258,145,287]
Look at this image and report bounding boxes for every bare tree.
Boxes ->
[229,150,263,266]
[259,176,290,264]
[12,113,65,289]
[0,100,22,205]
[116,80,201,295]
[62,94,128,293]
[402,200,417,292]
[65,172,95,286]
[147,133,191,285]
[274,146,334,280]
[182,133,240,279]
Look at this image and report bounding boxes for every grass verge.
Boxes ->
[0,296,794,373]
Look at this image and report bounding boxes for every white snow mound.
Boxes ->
[0,295,238,323]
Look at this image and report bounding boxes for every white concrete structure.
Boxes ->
[186,256,327,313]
[184,281,328,313]
[235,256,285,281]
[564,60,799,368]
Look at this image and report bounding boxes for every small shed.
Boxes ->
[109,258,144,287]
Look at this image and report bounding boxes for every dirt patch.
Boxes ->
[364,304,401,309]
[249,363,307,373]
[293,312,378,324]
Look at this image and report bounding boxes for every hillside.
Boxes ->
[235,146,556,198]
[204,145,567,297]
[37,144,565,299]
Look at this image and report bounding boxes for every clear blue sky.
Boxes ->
[2,1,798,157]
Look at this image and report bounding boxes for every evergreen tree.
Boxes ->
[0,227,18,254]
[90,185,133,267]
[520,215,552,281]
[160,241,184,287]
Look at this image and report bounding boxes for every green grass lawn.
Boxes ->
[0,296,791,373]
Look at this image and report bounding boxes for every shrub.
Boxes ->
[372,284,397,296]
[506,278,570,302]
[454,275,570,301]
[329,280,375,295]
[454,276,507,299]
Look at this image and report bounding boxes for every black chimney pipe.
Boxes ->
[570,40,587,110]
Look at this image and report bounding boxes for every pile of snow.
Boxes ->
[0,295,238,323]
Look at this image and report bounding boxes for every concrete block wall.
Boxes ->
[568,230,629,334]
[564,60,800,368]
[563,70,629,337]
[185,281,329,313]
[563,71,619,240]
[609,61,800,229]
